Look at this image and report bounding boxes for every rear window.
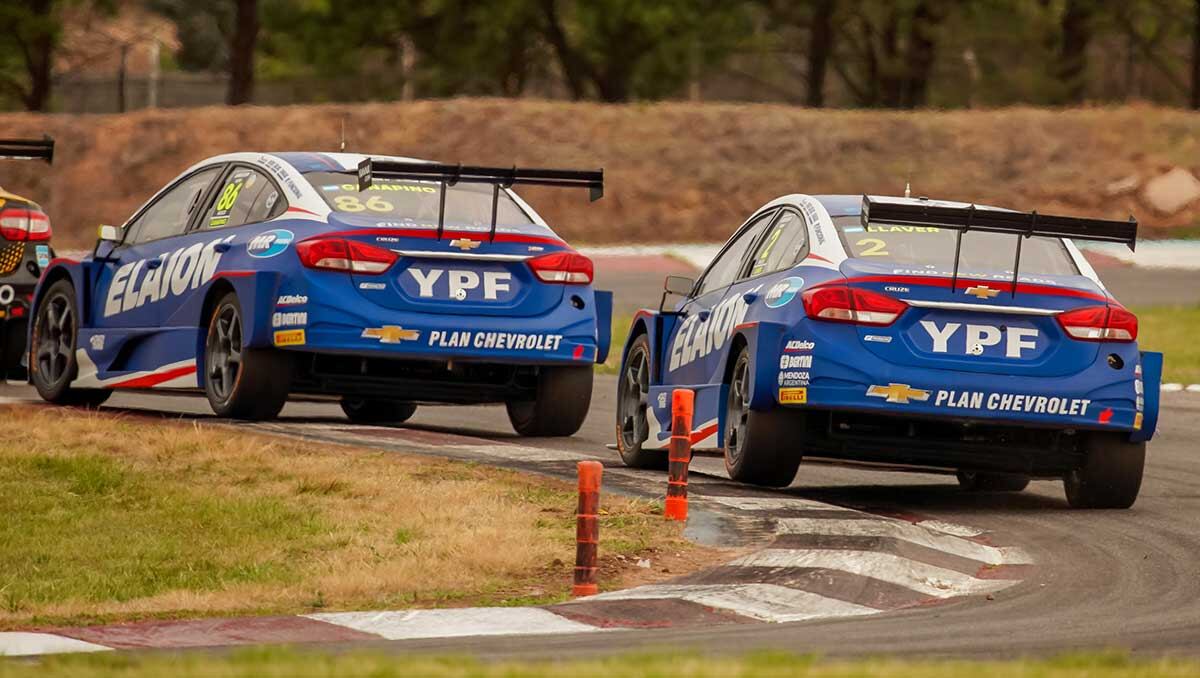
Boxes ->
[833,216,1079,277]
[305,172,538,230]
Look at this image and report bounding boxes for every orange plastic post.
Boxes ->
[664,388,694,521]
[572,460,604,597]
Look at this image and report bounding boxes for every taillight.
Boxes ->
[1057,305,1138,342]
[296,237,397,274]
[0,207,51,241]
[527,251,593,284]
[801,285,907,326]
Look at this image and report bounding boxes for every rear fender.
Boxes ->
[1131,350,1162,443]
[622,309,683,385]
[207,271,283,349]
[732,320,789,410]
[594,289,613,364]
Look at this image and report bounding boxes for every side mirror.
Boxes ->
[97,224,121,243]
[659,275,695,313]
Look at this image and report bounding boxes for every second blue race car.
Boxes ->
[614,194,1161,509]
[29,152,611,435]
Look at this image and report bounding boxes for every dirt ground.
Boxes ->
[0,99,1196,248]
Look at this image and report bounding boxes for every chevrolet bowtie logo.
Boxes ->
[362,326,420,344]
[866,383,931,404]
[449,238,481,251]
[964,285,1000,299]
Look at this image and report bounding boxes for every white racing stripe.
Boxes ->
[305,608,600,640]
[0,632,111,656]
[775,517,1033,565]
[728,549,1014,598]
[586,583,879,623]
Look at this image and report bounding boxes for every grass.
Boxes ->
[0,406,708,629]
[598,313,634,375]
[1131,305,1200,384]
[2,649,1198,677]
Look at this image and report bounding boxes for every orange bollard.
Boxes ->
[572,460,604,597]
[664,388,694,522]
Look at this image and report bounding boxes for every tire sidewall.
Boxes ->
[204,294,244,412]
[615,333,652,464]
[723,350,751,478]
[31,281,79,399]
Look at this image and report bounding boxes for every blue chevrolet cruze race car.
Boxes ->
[28,152,611,435]
[615,194,1161,509]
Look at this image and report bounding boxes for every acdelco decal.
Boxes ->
[103,236,234,318]
[669,287,758,371]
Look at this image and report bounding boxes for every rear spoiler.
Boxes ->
[860,195,1138,297]
[0,136,54,163]
[356,159,603,242]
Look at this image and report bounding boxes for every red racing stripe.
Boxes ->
[110,364,196,389]
[690,422,719,445]
[812,275,1111,304]
[321,228,565,247]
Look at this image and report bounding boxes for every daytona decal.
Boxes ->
[428,330,562,351]
[103,236,235,318]
[669,286,758,371]
[780,355,812,369]
[272,311,306,328]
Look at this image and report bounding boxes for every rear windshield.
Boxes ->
[305,172,538,230]
[833,216,1079,277]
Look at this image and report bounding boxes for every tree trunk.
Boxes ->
[1057,0,1092,104]
[806,0,835,107]
[539,0,590,100]
[21,0,54,112]
[1192,0,1200,108]
[227,0,259,106]
[902,0,945,108]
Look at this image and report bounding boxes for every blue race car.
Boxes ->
[614,195,1161,509]
[29,153,610,435]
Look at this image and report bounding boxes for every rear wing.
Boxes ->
[860,195,1138,296]
[0,136,54,163]
[356,158,603,241]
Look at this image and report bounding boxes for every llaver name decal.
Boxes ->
[428,330,563,351]
[104,236,235,317]
[935,390,1091,415]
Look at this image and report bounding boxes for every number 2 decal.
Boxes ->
[856,238,889,256]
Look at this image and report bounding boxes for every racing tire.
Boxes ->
[956,471,1031,493]
[341,398,417,424]
[723,348,802,487]
[506,365,593,437]
[1063,433,1145,509]
[203,292,291,421]
[29,279,111,408]
[615,333,667,469]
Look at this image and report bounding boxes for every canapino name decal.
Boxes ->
[103,236,235,317]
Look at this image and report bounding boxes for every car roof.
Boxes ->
[812,194,1007,217]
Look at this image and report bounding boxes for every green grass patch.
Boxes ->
[4,648,1198,678]
[1131,305,1200,384]
[597,313,634,375]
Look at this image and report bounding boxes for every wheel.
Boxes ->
[1064,432,1145,509]
[506,365,593,437]
[615,333,666,469]
[723,348,802,487]
[957,471,1031,492]
[203,292,291,420]
[341,398,417,424]
[30,280,110,407]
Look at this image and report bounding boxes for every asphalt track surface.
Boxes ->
[4,261,1200,658]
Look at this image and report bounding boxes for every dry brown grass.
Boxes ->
[0,405,718,628]
[0,100,1196,248]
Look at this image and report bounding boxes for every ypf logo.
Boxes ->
[247,229,294,258]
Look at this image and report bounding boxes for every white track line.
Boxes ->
[774,517,1032,566]
[702,495,858,512]
[728,549,1014,599]
[304,608,600,641]
[0,632,111,656]
[586,583,879,623]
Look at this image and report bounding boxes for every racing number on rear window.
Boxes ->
[205,168,285,230]
[855,237,890,256]
[332,195,394,213]
[747,210,807,277]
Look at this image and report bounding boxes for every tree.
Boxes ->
[0,0,112,111]
[1055,0,1093,103]
[227,0,258,105]
[833,0,953,109]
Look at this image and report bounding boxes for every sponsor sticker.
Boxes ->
[779,355,812,369]
[428,330,563,351]
[449,238,481,251]
[276,294,307,306]
[1134,412,1144,430]
[657,392,668,408]
[359,282,387,290]
[247,229,294,258]
[863,334,892,343]
[883,285,909,294]
[668,286,759,371]
[90,334,105,351]
[867,383,930,404]
[919,320,1039,359]
[35,245,50,268]
[779,387,807,404]
[778,370,809,387]
[103,236,235,317]
[935,389,1091,416]
[272,311,307,328]
[273,329,305,346]
[407,267,512,301]
[764,276,804,309]
[362,326,420,344]
[784,339,815,352]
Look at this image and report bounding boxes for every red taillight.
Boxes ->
[296,237,397,274]
[1057,305,1138,342]
[801,285,907,326]
[527,251,593,284]
[0,207,51,241]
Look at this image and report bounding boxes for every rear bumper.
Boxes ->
[759,319,1149,434]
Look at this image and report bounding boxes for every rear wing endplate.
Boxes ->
[860,195,1138,297]
[356,158,603,242]
[0,136,54,163]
